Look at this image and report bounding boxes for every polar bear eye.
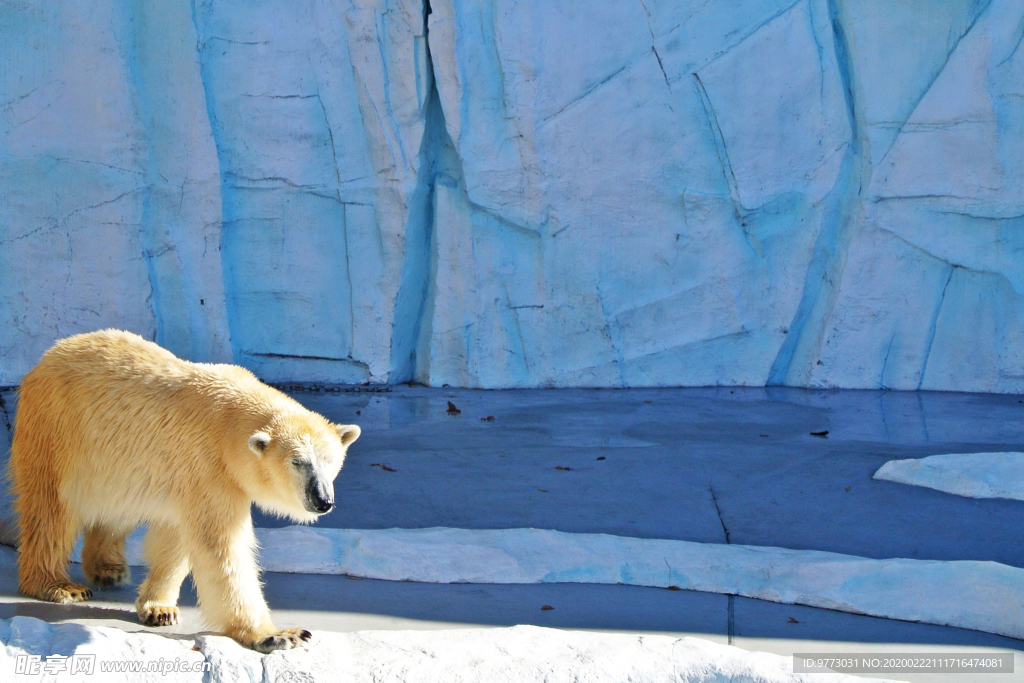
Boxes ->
[291,458,305,468]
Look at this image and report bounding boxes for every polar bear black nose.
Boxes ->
[305,477,335,514]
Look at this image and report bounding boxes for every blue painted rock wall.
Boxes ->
[2,0,1022,390]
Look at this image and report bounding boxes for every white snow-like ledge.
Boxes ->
[0,616,897,683]
[91,526,1024,642]
[874,452,1024,502]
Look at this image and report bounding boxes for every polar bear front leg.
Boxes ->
[186,513,311,653]
[136,523,190,626]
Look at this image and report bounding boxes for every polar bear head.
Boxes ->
[245,412,361,523]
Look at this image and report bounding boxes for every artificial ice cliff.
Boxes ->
[2,0,1022,390]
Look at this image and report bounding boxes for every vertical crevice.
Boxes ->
[595,284,626,388]
[113,1,163,345]
[727,595,735,645]
[766,0,869,387]
[692,73,760,258]
[708,483,731,544]
[341,204,356,357]
[879,332,895,389]
[190,0,234,361]
[315,89,356,356]
[637,0,671,90]
[388,0,463,384]
[709,482,735,644]
[918,265,955,390]
[503,285,532,377]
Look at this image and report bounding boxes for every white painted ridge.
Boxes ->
[91,525,1024,642]
[874,452,1024,501]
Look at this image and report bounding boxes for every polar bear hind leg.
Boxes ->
[14,466,92,603]
[82,523,133,588]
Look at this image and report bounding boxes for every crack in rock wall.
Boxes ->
[2,0,1022,391]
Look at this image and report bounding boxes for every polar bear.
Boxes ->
[9,329,361,652]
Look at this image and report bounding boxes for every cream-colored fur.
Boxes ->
[9,329,360,653]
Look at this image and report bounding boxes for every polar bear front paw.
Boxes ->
[47,583,93,604]
[138,603,180,626]
[86,563,131,588]
[252,628,312,653]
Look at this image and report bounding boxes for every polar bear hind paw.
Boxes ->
[86,563,131,587]
[46,583,93,604]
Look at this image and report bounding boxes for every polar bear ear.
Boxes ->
[249,431,272,456]
[335,424,361,448]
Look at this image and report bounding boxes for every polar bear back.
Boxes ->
[14,329,299,525]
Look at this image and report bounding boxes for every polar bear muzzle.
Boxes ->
[304,470,335,514]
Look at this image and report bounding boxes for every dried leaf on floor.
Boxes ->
[555,466,572,471]
[371,463,397,472]
[540,605,554,611]
[810,430,829,437]
[447,401,461,414]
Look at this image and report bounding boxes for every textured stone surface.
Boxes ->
[2,0,1022,390]
[0,616,896,683]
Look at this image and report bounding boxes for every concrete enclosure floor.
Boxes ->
[1,385,1023,682]
[263,386,1024,565]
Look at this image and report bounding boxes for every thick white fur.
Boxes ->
[9,329,360,652]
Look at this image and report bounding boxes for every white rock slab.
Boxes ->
[0,615,206,683]
[874,452,1024,502]
[1,616,897,683]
